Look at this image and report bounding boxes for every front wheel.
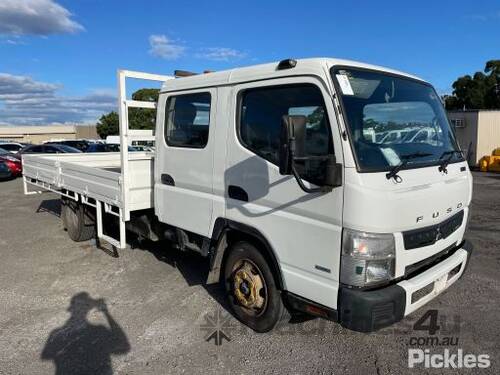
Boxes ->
[224,241,290,332]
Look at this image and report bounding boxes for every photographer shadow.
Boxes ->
[41,292,130,375]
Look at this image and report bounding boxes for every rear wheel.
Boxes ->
[61,198,95,242]
[224,241,290,332]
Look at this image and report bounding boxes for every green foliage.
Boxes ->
[96,88,160,138]
[96,111,119,139]
[445,60,500,110]
[306,107,325,127]
[132,88,160,102]
[129,88,159,130]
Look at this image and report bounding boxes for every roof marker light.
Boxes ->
[277,59,297,70]
[174,70,197,78]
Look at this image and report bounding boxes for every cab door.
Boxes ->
[224,77,345,309]
[155,88,217,237]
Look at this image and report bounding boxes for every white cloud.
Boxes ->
[0,73,115,125]
[1,35,26,45]
[196,47,246,61]
[147,34,247,62]
[0,0,84,36]
[0,73,60,97]
[464,11,500,22]
[148,34,185,60]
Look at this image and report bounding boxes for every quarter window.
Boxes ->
[164,92,211,148]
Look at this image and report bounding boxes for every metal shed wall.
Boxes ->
[477,111,500,161]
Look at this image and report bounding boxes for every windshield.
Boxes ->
[332,67,462,172]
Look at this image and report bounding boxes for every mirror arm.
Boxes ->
[291,164,332,194]
[293,155,330,161]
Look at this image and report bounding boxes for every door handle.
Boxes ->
[161,174,175,186]
[228,185,248,202]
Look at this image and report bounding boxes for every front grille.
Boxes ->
[411,282,435,304]
[403,210,464,250]
[447,264,462,280]
[405,243,457,278]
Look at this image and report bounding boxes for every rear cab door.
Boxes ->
[155,88,217,237]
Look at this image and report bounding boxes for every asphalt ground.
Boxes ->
[0,173,499,374]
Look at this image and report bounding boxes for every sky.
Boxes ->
[0,0,499,125]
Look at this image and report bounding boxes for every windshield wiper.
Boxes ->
[438,150,464,173]
[386,152,433,181]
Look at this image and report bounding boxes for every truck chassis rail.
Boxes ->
[23,174,126,249]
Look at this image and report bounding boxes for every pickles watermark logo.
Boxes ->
[200,308,236,346]
[407,309,491,369]
[408,349,490,369]
[200,307,328,346]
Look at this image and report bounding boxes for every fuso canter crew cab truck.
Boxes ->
[22,58,473,333]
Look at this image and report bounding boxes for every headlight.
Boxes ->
[340,228,395,287]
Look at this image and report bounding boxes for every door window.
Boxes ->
[164,92,211,148]
[239,84,333,185]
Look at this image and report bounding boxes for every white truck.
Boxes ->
[22,58,473,333]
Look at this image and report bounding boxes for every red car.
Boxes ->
[0,147,22,177]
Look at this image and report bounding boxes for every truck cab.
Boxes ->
[153,58,473,332]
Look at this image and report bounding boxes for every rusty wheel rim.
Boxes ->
[231,258,268,317]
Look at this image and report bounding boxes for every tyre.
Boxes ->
[224,241,290,332]
[61,198,95,242]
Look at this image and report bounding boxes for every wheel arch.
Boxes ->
[207,218,286,290]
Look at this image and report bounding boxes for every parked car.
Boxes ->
[0,161,12,180]
[16,144,82,159]
[45,139,90,152]
[130,144,154,152]
[0,142,24,154]
[0,147,22,176]
[86,143,137,152]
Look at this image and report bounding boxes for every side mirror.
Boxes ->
[279,115,342,193]
[324,154,343,187]
[279,115,307,175]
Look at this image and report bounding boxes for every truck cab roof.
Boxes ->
[160,57,424,93]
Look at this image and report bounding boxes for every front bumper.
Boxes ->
[338,240,473,332]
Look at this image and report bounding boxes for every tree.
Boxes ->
[306,106,325,126]
[96,88,160,138]
[128,88,159,130]
[445,60,500,110]
[96,111,119,139]
[484,60,500,109]
[485,60,500,78]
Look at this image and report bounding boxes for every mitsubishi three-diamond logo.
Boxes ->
[200,308,236,346]
[435,227,442,241]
